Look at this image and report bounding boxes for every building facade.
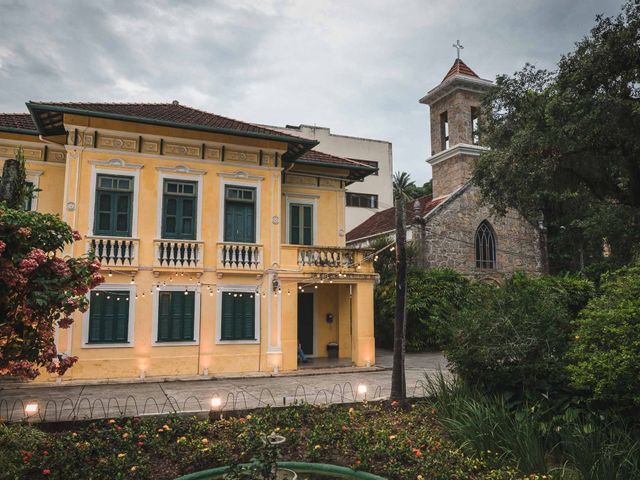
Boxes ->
[0,102,377,382]
[264,124,393,232]
[347,59,545,281]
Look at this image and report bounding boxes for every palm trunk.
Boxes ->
[390,194,407,400]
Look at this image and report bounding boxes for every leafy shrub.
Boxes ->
[0,423,47,478]
[567,266,640,408]
[445,273,593,400]
[0,205,103,379]
[375,268,471,351]
[424,372,549,475]
[0,403,523,480]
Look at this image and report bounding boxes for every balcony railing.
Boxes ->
[217,243,263,270]
[87,237,139,269]
[280,245,374,273]
[154,240,204,269]
[297,247,355,268]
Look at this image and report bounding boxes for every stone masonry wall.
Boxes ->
[421,184,544,280]
[429,90,482,155]
[431,153,476,199]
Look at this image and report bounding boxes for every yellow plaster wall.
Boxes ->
[2,119,375,382]
[0,159,66,216]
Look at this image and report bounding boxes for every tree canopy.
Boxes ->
[474,1,640,273]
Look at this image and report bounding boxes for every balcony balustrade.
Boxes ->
[217,243,263,270]
[87,236,139,269]
[154,240,204,270]
[280,245,374,273]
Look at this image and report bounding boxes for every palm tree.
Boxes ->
[390,172,413,400]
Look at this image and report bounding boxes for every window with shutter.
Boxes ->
[223,185,256,243]
[88,290,130,343]
[157,291,196,342]
[220,291,256,341]
[162,180,197,239]
[94,174,133,237]
[289,203,313,245]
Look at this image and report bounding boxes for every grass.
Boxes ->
[423,371,640,480]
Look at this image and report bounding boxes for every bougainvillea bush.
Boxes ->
[0,402,536,480]
[0,205,103,379]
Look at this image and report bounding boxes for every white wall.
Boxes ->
[265,124,393,232]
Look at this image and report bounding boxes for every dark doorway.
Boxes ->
[297,292,314,356]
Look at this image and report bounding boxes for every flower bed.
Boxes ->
[0,401,526,479]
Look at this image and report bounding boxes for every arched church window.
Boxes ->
[475,221,496,269]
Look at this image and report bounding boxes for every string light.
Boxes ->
[108,270,113,277]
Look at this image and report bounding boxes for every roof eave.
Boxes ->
[25,103,319,152]
[419,75,494,105]
[0,125,39,136]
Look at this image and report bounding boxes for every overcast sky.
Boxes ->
[0,0,624,183]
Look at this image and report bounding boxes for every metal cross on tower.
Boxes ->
[452,39,464,59]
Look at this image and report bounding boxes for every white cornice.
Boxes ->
[88,157,144,169]
[156,164,207,175]
[217,170,264,181]
[426,143,489,166]
[419,74,494,105]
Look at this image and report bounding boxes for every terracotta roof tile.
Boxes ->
[29,102,303,140]
[346,194,447,242]
[298,149,377,170]
[442,59,479,82]
[0,113,37,132]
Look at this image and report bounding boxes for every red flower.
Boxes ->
[42,469,51,475]
[412,448,423,457]
[72,230,82,241]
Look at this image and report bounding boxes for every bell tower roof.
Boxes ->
[442,58,479,82]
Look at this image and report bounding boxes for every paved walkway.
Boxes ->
[0,350,448,423]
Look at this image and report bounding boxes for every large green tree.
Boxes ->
[474,1,640,273]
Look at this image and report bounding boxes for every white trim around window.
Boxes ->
[219,177,262,243]
[82,283,136,349]
[151,284,201,347]
[156,171,204,240]
[284,194,318,245]
[216,284,261,345]
[87,165,141,237]
[25,169,43,211]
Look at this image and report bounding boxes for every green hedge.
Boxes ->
[445,273,594,400]
[567,266,640,408]
[375,268,471,351]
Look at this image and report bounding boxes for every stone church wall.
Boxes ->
[431,153,476,199]
[420,184,544,280]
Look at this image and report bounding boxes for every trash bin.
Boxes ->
[327,342,339,359]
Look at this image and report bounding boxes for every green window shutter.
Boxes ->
[221,293,234,340]
[162,180,197,240]
[158,292,171,341]
[157,291,195,342]
[94,175,133,237]
[302,205,313,245]
[223,186,256,243]
[289,204,313,245]
[290,204,300,244]
[88,291,129,343]
[220,292,255,341]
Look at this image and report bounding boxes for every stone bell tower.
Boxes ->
[419,43,494,199]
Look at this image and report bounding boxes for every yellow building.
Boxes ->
[0,102,377,382]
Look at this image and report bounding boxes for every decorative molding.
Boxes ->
[155,164,207,176]
[283,192,321,200]
[89,157,145,169]
[163,142,201,158]
[26,169,44,177]
[217,170,264,181]
[419,74,494,105]
[426,143,489,166]
[97,134,138,152]
[225,150,258,163]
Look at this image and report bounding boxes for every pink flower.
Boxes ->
[19,257,39,275]
[58,316,74,328]
[42,469,51,475]
[50,257,70,277]
[17,227,31,237]
[0,240,6,255]
[72,230,82,241]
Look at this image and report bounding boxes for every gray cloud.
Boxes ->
[0,0,624,183]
